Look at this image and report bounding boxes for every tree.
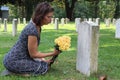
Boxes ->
[85,0,100,18]
[64,0,77,20]
[22,0,55,20]
[98,0,116,19]
[73,1,89,18]
[52,0,77,21]
[52,0,66,19]
[114,0,120,18]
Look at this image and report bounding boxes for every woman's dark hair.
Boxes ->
[32,2,54,26]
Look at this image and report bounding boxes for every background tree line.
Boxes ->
[0,0,120,21]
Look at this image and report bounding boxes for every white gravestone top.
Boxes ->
[115,19,120,39]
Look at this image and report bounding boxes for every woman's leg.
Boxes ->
[4,59,49,76]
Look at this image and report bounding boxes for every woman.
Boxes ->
[3,2,60,76]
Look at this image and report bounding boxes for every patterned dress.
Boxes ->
[3,21,48,75]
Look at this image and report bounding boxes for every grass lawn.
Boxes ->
[0,22,120,80]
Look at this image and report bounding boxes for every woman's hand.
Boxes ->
[53,49,61,56]
[41,58,53,63]
[34,58,53,63]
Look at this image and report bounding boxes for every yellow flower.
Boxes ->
[54,36,71,51]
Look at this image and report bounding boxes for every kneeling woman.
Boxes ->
[3,2,60,76]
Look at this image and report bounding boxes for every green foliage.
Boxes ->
[73,1,89,18]
[98,0,116,19]
[73,0,99,18]
[114,0,120,18]
[6,4,18,19]
[52,0,65,8]
[51,0,66,18]
[6,3,23,22]
[85,1,97,18]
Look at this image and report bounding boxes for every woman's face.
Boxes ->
[42,12,53,25]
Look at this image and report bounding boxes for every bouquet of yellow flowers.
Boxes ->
[54,36,71,51]
[49,36,71,66]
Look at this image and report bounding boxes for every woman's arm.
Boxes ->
[28,36,60,58]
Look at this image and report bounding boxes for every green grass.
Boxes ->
[0,22,120,80]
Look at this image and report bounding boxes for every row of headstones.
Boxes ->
[0,18,27,36]
[54,18,117,27]
[0,18,27,25]
[75,18,117,28]
[53,18,70,30]
[55,18,117,30]
[0,18,67,36]
[53,18,68,30]
[104,18,116,27]
[1,17,119,39]
[51,18,70,25]
[75,18,120,39]
[0,18,69,31]
[75,18,100,32]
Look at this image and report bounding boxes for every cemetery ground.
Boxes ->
[0,22,120,80]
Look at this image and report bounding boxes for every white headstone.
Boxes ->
[12,19,18,36]
[51,18,54,24]
[4,19,7,32]
[105,18,111,27]
[54,18,59,30]
[76,21,99,76]
[92,18,96,23]
[18,18,20,24]
[88,18,92,22]
[115,19,120,39]
[96,18,100,25]
[65,18,69,24]
[23,18,26,25]
[112,18,116,25]
[75,18,81,32]
[84,18,87,21]
[61,18,65,26]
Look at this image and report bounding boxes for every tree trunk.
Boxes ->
[65,0,77,21]
[25,0,33,21]
[24,0,47,21]
[114,0,120,18]
[21,4,25,18]
[0,6,2,18]
[94,0,99,18]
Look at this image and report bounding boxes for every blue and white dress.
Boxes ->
[3,21,48,75]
